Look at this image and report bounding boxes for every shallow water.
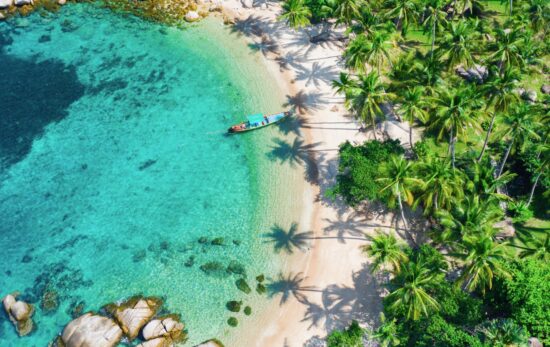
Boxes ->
[0,5,301,345]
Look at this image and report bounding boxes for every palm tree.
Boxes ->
[384,0,419,36]
[495,103,542,178]
[372,313,401,347]
[363,230,408,273]
[377,155,422,245]
[344,32,393,75]
[489,28,524,74]
[477,67,521,161]
[334,0,365,25]
[428,85,480,168]
[422,0,448,55]
[386,260,440,320]
[332,72,358,106]
[397,86,428,148]
[527,141,548,206]
[523,0,549,33]
[349,72,390,140]
[415,157,463,214]
[464,157,516,199]
[515,234,549,261]
[435,195,503,242]
[279,0,312,31]
[455,236,511,294]
[437,21,477,68]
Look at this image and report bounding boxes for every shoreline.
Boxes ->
[216,2,389,346]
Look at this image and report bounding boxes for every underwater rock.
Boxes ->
[235,278,251,294]
[184,11,200,22]
[57,0,65,4]
[41,288,59,314]
[210,237,224,246]
[2,293,35,336]
[141,315,185,341]
[14,0,32,5]
[107,296,162,340]
[226,300,242,312]
[60,312,123,347]
[136,337,170,347]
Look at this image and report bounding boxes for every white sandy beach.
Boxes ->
[215,1,417,345]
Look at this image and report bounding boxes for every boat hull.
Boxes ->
[228,111,290,134]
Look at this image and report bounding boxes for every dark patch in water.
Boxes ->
[54,235,88,250]
[87,78,128,95]
[0,52,85,170]
[5,270,12,276]
[132,249,147,262]
[21,254,33,263]
[138,159,157,171]
[98,56,122,72]
[61,19,79,33]
[81,163,88,170]
[38,34,51,43]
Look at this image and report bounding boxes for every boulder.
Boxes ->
[2,293,35,336]
[528,337,543,347]
[14,0,32,5]
[455,65,488,84]
[184,10,200,22]
[541,85,550,95]
[241,0,253,7]
[195,339,225,347]
[61,313,123,347]
[142,316,185,341]
[57,0,66,4]
[109,297,161,340]
[0,0,12,8]
[521,89,537,103]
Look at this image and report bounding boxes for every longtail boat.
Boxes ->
[228,111,291,133]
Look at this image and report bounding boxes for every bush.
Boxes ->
[226,300,242,312]
[413,140,429,158]
[406,315,485,347]
[235,278,251,294]
[329,140,404,205]
[507,201,534,223]
[227,317,238,327]
[326,320,364,347]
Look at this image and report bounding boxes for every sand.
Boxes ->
[214,1,416,345]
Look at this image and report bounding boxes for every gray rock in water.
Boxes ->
[541,85,550,95]
[2,293,35,337]
[0,0,12,8]
[14,0,32,5]
[61,313,123,347]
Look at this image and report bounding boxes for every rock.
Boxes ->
[14,0,32,5]
[184,11,200,22]
[241,0,253,7]
[0,12,5,20]
[330,105,338,112]
[194,339,225,347]
[61,313,123,347]
[108,296,162,340]
[455,65,487,84]
[529,337,543,347]
[542,85,550,95]
[521,89,537,103]
[57,0,66,4]
[142,316,185,341]
[2,293,35,336]
[0,0,12,8]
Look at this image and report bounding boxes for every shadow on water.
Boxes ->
[0,49,85,171]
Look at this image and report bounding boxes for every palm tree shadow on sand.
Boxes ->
[277,114,307,137]
[267,137,323,183]
[263,222,314,254]
[267,272,321,306]
[284,91,329,115]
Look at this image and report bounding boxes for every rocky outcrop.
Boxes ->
[14,0,32,5]
[540,85,550,95]
[142,315,185,341]
[518,88,537,103]
[137,337,172,347]
[0,0,12,8]
[528,337,543,347]
[2,293,35,336]
[60,313,123,347]
[241,0,253,7]
[455,65,488,84]
[107,296,162,340]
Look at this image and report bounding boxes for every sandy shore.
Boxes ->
[214,1,415,345]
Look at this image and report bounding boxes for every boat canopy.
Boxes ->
[247,113,264,124]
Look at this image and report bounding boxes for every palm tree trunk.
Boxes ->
[434,191,439,210]
[509,0,513,16]
[497,138,514,178]
[477,112,497,162]
[397,190,417,246]
[449,127,456,169]
[527,170,541,206]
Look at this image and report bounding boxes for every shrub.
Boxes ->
[326,320,364,347]
[413,140,429,158]
[507,201,534,223]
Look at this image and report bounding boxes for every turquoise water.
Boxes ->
[0,5,298,345]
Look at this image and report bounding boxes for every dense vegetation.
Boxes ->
[281,0,549,344]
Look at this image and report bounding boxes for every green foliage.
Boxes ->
[227,317,238,327]
[476,318,529,346]
[499,259,550,343]
[103,0,197,25]
[330,140,404,205]
[235,278,252,294]
[326,320,364,347]
[508,200,534,223]
[226,300,242,312]
[405,315,486,347]
[412,139,428,158]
